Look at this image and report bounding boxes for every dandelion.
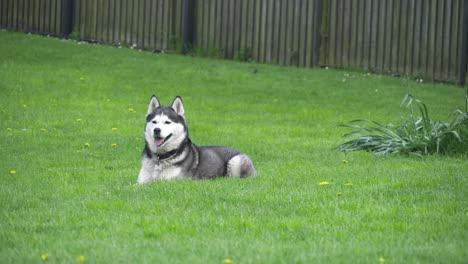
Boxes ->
[342,159,348,164]
[23,104,28,108]
[10,170,16,174]
[76,255,85,263]
[319,181,330,186]
[344,182,353,187]
[378,257,386,263]
[41,253,49,261]
[76,118,82,122]
[85,142,91,148]
[337,192,343,196]
[112,127,118,131]
[6,128,12,131]
[111,143,117,147]
[223,259,233,264]
[128,108,136,113]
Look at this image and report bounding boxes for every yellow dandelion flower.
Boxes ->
[85,142,91,147]
[10,170,16,174]
[128,108,135,113]
[112,127,118,131]
[111,143,117,147]
[23,104,28,108]
[342,159,348,164]
[378,257,386,263]
[344,182,353,186]
[337,192,343,196]
[41,253,49,261]
[319,181,330,186]
[76,255,85,263]
[6,128,12,131]
[223,259,233,264]
[76,118,82,122]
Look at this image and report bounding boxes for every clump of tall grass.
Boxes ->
[338,89,468,156]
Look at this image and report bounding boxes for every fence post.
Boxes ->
[182,0,194,54]
[460,0,468,86]
[61,0,73,37]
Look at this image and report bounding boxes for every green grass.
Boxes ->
[0,31,467,263]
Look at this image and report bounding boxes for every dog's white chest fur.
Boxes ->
[137,158,184,183]
[153,162,183,180]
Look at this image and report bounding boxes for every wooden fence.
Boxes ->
[72,0,181,51]
[323,0,466,82]
[1,0,468,84]
[0,0,72,36]
[193,0,322,68]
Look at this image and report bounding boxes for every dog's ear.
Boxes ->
[147,95,160,115]
[171,96,185,119]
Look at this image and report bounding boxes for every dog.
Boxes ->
[137,95,257,183]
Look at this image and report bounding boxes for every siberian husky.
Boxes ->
[137,95,257,183]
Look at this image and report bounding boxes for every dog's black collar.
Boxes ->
[155,148,179,161]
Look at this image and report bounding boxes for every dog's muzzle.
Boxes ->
[153,128,172,147]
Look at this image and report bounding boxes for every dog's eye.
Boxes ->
[152,121,157,124]
[164,121,171,124]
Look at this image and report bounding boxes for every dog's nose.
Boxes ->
[153,128,161,135]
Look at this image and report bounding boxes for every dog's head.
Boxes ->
[144,95,187,154]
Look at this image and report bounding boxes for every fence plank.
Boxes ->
[212,0,220,52]
[53,0,59,34]
[258,0,266,63]
[101,0,108,43]
[398,0,408,75]
[44,0,50,33]
[420,1,430,77]
[438,0,446,80]
[240,0,246,58]
[451,0,462,81]
[245,0,253,57]
[233,0,242,58]
[309,0,316,67]
[0,0,4,27]
[107,0,114,43]
[126,0,133,45]
[17,0,23,31]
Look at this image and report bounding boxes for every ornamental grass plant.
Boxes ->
[338,88,468,156]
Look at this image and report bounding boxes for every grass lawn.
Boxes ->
[0,31,467,263]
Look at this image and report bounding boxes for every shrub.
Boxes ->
[234,47,253,62]
[69,26,81,41]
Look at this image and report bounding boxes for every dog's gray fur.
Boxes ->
[137,95,256,183]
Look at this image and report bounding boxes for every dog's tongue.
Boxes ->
[155,137,164,146]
